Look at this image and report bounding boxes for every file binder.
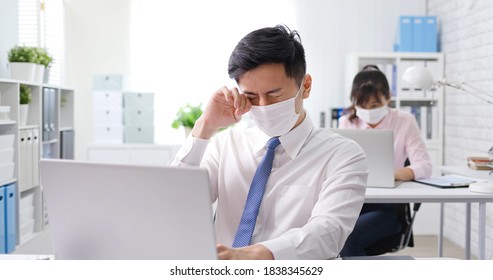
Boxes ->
[32,129,40,187]
[42,88,50,141]
[0,186,5,253]
[423,16,438,52]
[19,130,27,190]
[399,16,413,52]
[43,88,57,141]
[4,183,16,253]
[26,129,34,189]
[330,108,345,128]
[60,130,75,159]
[412,17,425,52]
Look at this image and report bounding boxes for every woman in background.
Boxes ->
[339,65,432,257]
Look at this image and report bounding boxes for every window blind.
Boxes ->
[43,0,64,85]
[18,0,40,47]
[18,0,64,85]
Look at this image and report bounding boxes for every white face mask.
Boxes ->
[355,105,388,125]
[249,82,304,137]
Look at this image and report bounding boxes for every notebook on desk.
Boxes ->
[40,159,217,260]
[330,129,399,188]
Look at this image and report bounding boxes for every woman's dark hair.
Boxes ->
[347,65,391,122]
[228,24,306,87]
[361,64,380,71]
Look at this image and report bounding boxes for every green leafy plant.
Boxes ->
[36,47,53,67]
[171,103,203,129]
[8,45,37,63]
[7,46,53,66]
[61,95,67,107]
[20,84,32,104]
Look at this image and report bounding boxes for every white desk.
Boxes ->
[365,180,493,259]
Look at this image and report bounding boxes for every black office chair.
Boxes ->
[365,158,421,256]
[364,202,421,255]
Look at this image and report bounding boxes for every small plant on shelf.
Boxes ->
[20,84,32,104]
[7,45,37,63]
[36,47,53,68]
[19,84,31,126]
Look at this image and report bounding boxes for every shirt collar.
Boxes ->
[253,111,314,159]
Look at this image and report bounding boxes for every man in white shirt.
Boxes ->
[170,25,368,260]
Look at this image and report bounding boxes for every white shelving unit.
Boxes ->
[345,52,444,235]
[0,78,74,250]
[345,52,445,172]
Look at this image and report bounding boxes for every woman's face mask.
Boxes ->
[355,105,388,125]
[249,82,304,137]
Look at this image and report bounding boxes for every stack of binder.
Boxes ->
[397,16,437,52]
[330,108,346,128]
[1,183,17,253]
[19,128,40,191]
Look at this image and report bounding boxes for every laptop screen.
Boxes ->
[330,129,396,188]
[40,159,217,259]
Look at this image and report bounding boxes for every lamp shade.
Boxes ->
[402,65,435,90]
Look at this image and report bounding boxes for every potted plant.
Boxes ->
[19,84,32,126]
[36,48,53,84]
[7,45,37,82]
[171,103,203,137]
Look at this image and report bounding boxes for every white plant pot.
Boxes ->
[43,66,51,84]
[19,104,29,126]
[184,127,192,138]
[9,62,36,82]
[34,64,45,84]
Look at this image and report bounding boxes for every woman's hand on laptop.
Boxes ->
[216,243,274,260]
[395,167,415,181]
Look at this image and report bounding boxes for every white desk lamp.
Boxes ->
[402,65,493,193]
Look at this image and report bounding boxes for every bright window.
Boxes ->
[18,0,64,85]
[129,0,297,144]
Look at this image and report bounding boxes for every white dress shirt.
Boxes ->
[169,113,368,259]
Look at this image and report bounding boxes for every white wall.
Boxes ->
[66,0,426,159]
[295,0,426,128]
[0,0,18,79]
[64,0,132,160]
[428,0,493,259]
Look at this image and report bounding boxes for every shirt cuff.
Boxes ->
[258,237,297,260]
[174,135,210,166]
[409,164,431,180]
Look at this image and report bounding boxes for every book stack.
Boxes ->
[467,154,493,170]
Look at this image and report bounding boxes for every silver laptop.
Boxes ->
[330,129,399,188]
[39,159,217,260]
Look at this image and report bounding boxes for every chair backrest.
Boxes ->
[364,202,421,256]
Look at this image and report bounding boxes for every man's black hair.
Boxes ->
[228,24,306,86]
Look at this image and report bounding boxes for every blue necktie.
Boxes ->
[232,137,281,248]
